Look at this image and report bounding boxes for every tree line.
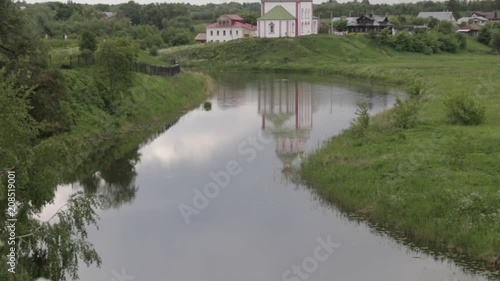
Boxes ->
[315,0,500,19]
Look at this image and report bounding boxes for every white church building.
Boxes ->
[257,0,319,38]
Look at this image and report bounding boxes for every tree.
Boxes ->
[333,19,348,32]
[428,17,440,29]
[437,20,455,34]
[79,31,97,52]
[412,17,426,26]
[96,37,138,112]
[477,25,492,45]
[446,0,461,18]
[490,29,500,52]
[171,30,193,46]
[241,12,260,25]
[118,0,142,25]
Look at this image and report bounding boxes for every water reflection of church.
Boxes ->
[258,80,315,179]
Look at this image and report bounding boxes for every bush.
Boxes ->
[392,32,413,52]
[350,101,370,136]
[391,97,419,129]
[477,26,492,45]
[438,34,459,53]
[490,30,500,52]
[455,33,467,49]
[444,93,486,125]
[149,46,159,56]
[406,79,426,99]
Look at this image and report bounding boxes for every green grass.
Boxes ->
[137,51,169,66]
[66,69,212,137]
[165,34,500,269]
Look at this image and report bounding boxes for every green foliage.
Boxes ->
[477,23,500,47]
[388,16,401,26]
[141,33,163,50]
[444,93,486,125]
[406,79,426,99]
[428,18,439,29]
[372,30,464,54]
[367,30,377,40]
[14,193,102,281]
[478,26,492,45]
[171,30,194,46]
[446,0,461,19]
[489,29,500,52]
[392,32,413,52]
[411,17,426,26]
[79,31,97,52]
[96,37,139,112]
[149,46,159,56]
[455,32,467,50]
[29,70,74,137]
[203,101,212,111]
[436,20,455,34]
[350,101,370,136]
[333,19,348,32]
[438,34,459,53]
[161,27,194,46]
[391,97,419,129]
[241,12,260,25]
[0,72,37,170]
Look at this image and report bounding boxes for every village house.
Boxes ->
[194,33,207,43]
[257,0,319,38]
[206,14,256,43]
[417,11,456,23]
[332,14,393,33]
[471,11,500,21]
[457,24,482,37]
[457,16,489,26]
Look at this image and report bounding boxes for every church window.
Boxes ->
[269,22,275,33]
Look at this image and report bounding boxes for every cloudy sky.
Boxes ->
[24,0,420,6]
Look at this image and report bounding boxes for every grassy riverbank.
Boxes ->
[163,35,500,268]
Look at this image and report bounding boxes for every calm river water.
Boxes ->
[42,73,499,281]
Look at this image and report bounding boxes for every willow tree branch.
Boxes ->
[16,202,70,239]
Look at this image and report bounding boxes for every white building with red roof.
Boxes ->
[206,14,257,43]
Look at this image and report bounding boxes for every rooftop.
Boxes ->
[194,33,207,41]
[258,5,296,20]
[417,11,456,21]
[206,21,256,30]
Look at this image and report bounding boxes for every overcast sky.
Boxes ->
[24,0,422,6]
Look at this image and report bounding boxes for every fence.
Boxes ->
[134,63,180,76]
[55,54,181,76]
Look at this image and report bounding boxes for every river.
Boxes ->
[41,73,499,281]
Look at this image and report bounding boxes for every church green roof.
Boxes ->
[258,5,296,20]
